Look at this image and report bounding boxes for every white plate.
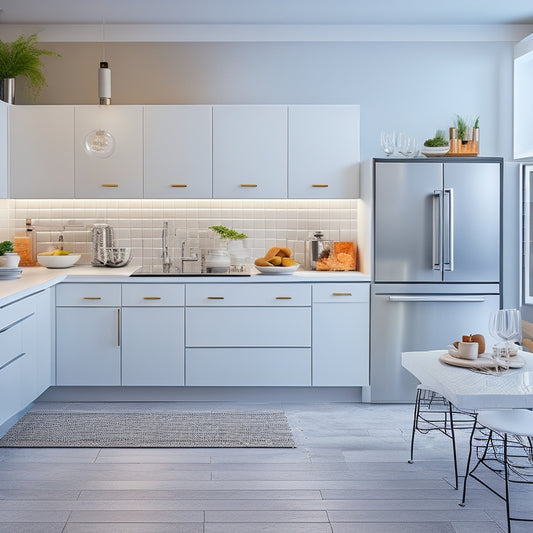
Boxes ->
[255,264,300,274]
[0,266,22,272]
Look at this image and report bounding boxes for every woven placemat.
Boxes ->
[0,411,295,448]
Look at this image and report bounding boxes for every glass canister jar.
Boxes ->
[305,231,333,270]
[205,249,231,273]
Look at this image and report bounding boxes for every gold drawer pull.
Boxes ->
[240,184,258,187]
[171,184,188,188]
[276,296,292,300]
[83,297,102,300]
[207,296,224,300]
[102,183,118,187]
[332,292,352,296]
[143,296,162,300]
[312,184,329,188]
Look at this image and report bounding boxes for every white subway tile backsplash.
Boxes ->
[7,198,358,268]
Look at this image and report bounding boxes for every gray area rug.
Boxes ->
[0,411,295,448]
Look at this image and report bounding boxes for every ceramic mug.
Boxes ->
[457,341,479,360]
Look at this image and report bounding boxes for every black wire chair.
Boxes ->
[461,409,533,533]
[409,385,477,489]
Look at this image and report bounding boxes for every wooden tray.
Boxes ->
[439,352,525,369]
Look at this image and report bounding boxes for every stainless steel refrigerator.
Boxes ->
[368,158,502,402]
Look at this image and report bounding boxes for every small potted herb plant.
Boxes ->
[207,225,249,272]
[0,240,20,267]
[421,130,449,157]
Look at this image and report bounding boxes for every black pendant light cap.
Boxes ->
[100,61,109,68]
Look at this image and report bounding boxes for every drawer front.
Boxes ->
[0,295,35,330]
[186,348,311,386]
[312,283,369,303]
[186,283,311,306]
[186,307,311,347]
[0,319,24,369]
[122,284,185,307]
[56,283,122,306]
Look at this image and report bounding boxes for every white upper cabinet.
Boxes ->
[74,106,143,198]
[514,34,533,160]
[288,105,360,198]
[144,106,212,198]
[213,105,287,198]
[9,105,75,198]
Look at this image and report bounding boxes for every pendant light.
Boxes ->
[84,16,116,159]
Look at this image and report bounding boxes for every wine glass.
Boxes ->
[488,311,504,368]
[396,132,408,155]
[380,131,394,157]
[494,309,522,366]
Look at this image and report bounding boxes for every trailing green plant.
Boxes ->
[423,129,448,147]
[209,225,247,240]
[0,34,60,94]
[0,240,14,255]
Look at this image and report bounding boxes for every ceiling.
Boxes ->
[1,0,533,26]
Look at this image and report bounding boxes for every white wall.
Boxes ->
[10,39,522,306]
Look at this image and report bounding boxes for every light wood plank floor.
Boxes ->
[0,401,531,532]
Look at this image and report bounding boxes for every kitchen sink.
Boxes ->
[130,266,251,277]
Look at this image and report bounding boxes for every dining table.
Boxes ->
[401,349,533,411]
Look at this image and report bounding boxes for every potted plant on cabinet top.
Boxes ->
[0,240,20,267]
[0,34,60,103]
[421,129,449,157]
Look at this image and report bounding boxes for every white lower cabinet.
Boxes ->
[121,284,185,385]
[0,289,53,425]
[312,283,370,386]
[56,283,121,386]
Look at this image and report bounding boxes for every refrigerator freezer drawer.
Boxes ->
[370,287,500,403]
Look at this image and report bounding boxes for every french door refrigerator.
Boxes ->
[369,158,502,402]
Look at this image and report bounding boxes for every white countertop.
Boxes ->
[0,265,370,307]
[402,350,533,410]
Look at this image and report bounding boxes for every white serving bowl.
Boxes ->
[421,145,450,157]
[37,254,81,269]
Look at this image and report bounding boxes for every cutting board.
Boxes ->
[439,352,525,369]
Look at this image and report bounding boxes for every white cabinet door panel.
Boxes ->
[213,105,287,198]
[56,307,121,385]
[10,105,74,198]
[186,348,311,386]
[186,307,311,347]
[288,105,360,198]
[122,283,185,307]
[144,106,212,198]
[74,106,143,198]
[122,307,184,386]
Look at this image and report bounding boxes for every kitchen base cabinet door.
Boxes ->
[312,302,369,386]
[56,307,121,385]
[122,307,184,386]
[0,354,28,426]
[186,348,311,386]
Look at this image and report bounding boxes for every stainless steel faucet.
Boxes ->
[161,221,171,272]
[180,240,199,272]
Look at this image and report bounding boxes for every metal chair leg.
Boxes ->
[448,400,459,490]
[504,433,512,533]
[408,388,422,464]
[460,419,478,506]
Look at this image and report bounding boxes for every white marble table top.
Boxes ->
[402,350,533,411]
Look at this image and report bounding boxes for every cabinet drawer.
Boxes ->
[0,320,24,369]
[312,283,369,303]
[56,283,122,306]
[186,307,311,347]
[186,283,311,306]
[0,295,35,331]
[186,348,311,386]
[122,284,185,306]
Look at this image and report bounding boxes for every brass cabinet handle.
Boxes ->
[276,296,292,300]
[143,296,162,300]
[207,296,225,300]
[312,184,329,188]
[240,184,258,187]
[83,297,102,300]
[102,184,119,187]
[171,184,188,188]
[332,292,352,296]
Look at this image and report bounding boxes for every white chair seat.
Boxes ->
[477,409,533,437]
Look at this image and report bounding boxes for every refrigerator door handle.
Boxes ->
[388,295,486,303]
[444,187,455,271]
[433,190,443,271]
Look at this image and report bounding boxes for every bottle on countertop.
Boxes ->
[14,219,38,266]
